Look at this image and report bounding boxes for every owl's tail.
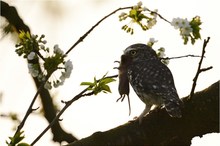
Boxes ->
[164,98,183,118]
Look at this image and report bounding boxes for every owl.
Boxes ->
[118,43,183,123]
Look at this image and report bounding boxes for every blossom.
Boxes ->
[51,60,73,88]
[63,60,73,78]
[147,37,158,46]
[133,1,142,9]
[147,18,157,29]
[149,37,158,43]
[28,63,39,77]
[157,47,166,58]
[119,12,128,21]
[142,7,148,11]
[137,1,143,7]
[42,40,47,44]
[44,81,52,90]
[171,17,193,36]
[54,44,64,55]
[171,17,183,29]
[27,52,36,60]
[180,27,193,36]
[181,18,190,28]
[171,18,191,29]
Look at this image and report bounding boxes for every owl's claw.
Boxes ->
[113,61,120,69]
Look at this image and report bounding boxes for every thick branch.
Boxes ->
[67,81,219,146]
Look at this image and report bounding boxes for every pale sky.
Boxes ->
[0,0,219,145]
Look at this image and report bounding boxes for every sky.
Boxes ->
[0,0,219,145]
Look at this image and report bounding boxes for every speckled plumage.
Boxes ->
[122,43,183,123]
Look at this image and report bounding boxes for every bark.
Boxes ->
[67,81,219,146]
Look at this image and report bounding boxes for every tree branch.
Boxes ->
[66,81,219,146]
[161,54,202,60]
[31,75,118,145]
[189,37,212,99]
[64,6,132,55]
[1,1,77,143]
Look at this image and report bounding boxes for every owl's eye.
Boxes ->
[130,50,137,56]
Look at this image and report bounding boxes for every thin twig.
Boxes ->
[12,81,45,140]
[189,37,212,99]
[161,54,202,60]
[149,10,171,24]
[65,6,132,55]
[31,74,118,145]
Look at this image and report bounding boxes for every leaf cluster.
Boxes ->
[6,131,29,146]
[119,5,157,34]
[80,73,116,95]
[15,31,48,58]
[189,16,202,44]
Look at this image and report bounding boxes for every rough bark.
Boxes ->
[67,81,219,146]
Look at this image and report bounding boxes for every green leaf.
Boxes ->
[17,143,30,146]
[80,73,115,95]
[80,82,95,86]
[6,131,25,145]
[100,78,116,85]
[190,16,202,40]
[101,84,111,93]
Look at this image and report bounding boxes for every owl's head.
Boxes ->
[123,43,158,63]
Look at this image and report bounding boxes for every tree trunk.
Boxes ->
[67,81,219,146]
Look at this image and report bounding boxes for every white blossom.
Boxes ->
[40,45,45,49]
[64,60,73,78]
[171,17,183,29]
[137,1,143,7]
[42,40,47,44]
[171,18,191,29]
[44,81,52,90]
[147,18,157,29]
[149,38,158,43]
[54,44,64,55]
[180,27,193,36]
[142,7,148,11]
[28,63,39,77]
[58,60,73,85]
[181,18,190,28]
[27,52,36,60]
[147,37,158,47]
[119,12,128,21]
[171,17,193,36]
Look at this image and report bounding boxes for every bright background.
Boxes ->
[0,0,219,145]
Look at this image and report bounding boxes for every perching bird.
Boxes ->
[120,43,183,123]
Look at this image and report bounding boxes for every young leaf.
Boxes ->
[80,82,95,86]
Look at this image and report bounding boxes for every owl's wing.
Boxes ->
[141,61,183,117]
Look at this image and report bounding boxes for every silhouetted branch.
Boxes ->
[161,54,202,60]
[31,74,118,145]
[66,81,219,146]
[1,1,77,143]
[189,37,212,99]
[64,6,132,55]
